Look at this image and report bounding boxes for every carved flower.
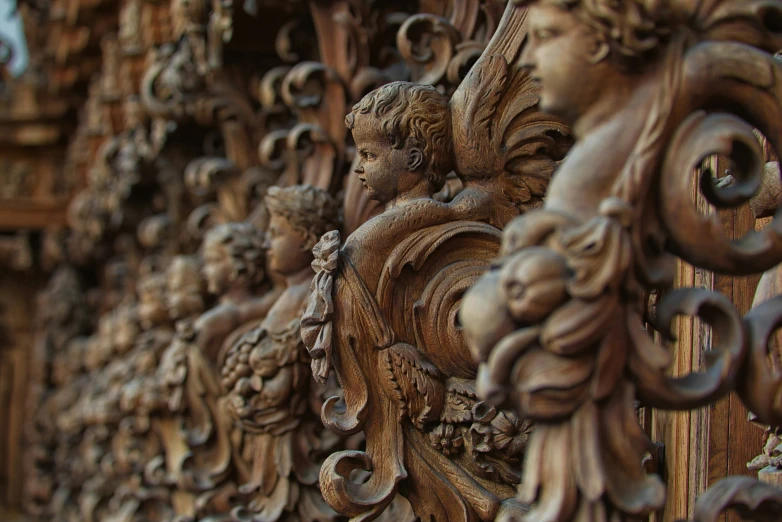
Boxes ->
[469,405,530,459]
[429,423,464,456]
[749,429,782,471]
[488,410,531,457]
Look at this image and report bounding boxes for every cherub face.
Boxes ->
[265,213,310,277]
[351,114,419,204]
[202,240,233,295]
[166,264,204,321]
[521,4,611,124]
[138,276,168,329]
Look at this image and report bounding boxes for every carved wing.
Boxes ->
[317,222,527,522]
[377,221,502,379]
[449,4,571,224]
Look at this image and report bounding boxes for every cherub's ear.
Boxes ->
[588,40,610,65]
[407,148,424,172]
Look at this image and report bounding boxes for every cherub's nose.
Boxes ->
[519,40,536,70]
[354,164,364,174]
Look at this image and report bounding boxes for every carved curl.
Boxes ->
[346,82,454,191]
[265,185,341,251]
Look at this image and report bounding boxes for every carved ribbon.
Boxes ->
[301,229,341,384]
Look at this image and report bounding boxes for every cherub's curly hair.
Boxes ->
[515,0,674,72]
[265,185,341,251]
[346,82,454,191]
[203,222,266,287]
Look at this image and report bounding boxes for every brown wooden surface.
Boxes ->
[0,272,39,513]
[651,160,769,522]
[0,200,69,230]
[1,1,780,521]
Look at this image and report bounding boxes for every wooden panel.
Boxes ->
[689,264,712,510]
[2,341,30,508]
[659,261,695,522]
[0,272,39,513]
[724,204,767,522]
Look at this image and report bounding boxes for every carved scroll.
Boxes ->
[461,1,782,521]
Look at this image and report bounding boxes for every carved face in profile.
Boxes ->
[351,113,422,204]
[138,273,169,330]
[202,223,265,295]
[85,320,112,370]
[266,212,311,276]
[202,238,233,295]
[521,4,613,124]
[165,256,205,321]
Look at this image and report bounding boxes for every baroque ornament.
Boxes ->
[302,3,569,521]
[460,1,782,521]
[221,185,343,522]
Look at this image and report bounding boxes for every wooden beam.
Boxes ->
[0,199,68,230]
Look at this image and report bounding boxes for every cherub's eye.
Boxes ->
[535,28,557,41]
[366,152,377,160]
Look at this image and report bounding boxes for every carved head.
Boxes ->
[165,255,206,321]
[264,185,340,276]
[202,222,265,295]
[137,272,169,330]
[516,0,672,123]
[85,305,137,370]
[346,82,454,204]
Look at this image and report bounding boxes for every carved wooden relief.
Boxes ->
[459,1,782,521]
[301,4,569,521]
[11,0,547,520]
[8,0,782,521]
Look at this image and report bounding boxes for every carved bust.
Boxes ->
[165,255,207,322]
[196,221,279,363]
[221,184,341,521]
[137,271,172,332]
[512,0,674,221]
